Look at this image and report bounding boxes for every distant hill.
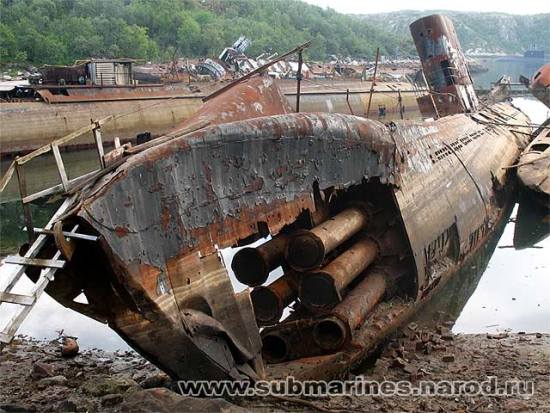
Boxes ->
[1,1,547,67]
[358,11,550,55]
[0,0,413,66]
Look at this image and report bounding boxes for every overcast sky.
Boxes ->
[302,0,550,15]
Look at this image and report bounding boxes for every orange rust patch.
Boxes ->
[172,76,292,133]
[188,194,314,253]
[115,226,129,237]
[121,261,164,305]
[165,252,202,291]
[161,206,171,232]
[121,262,164,300]
[243,177,264,193]
[138,263,164,298]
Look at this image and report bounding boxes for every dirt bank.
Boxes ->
[245,326,550,413]
[1,328,548,412]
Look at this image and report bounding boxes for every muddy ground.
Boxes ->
[0,327,548,412]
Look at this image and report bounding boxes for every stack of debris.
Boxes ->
[381,321,457,381]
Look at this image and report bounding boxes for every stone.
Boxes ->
[140,373,171,389]
[503,399,529,412]
[61,338,79,358]
[442,354,455,362]
[57,400,77,412]
[37,375,68,388]
[487,333,508,339]
[390,357,408,369]
[101,394,123,407]
[119,388,246,413]
[404,340,417,351]
[110,361,133,374]
[132,371,148,382]
[0,404,36,412]
[403,364,417,375]
[421,332,431,343]
[407,322,418,331]
[424,343,433,354]
[402,328,414,339]
[81,375,138,397]
[29,361,54,380]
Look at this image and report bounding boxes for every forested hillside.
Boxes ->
[1,1,547,67]
[0,0,412,65]
[359,11,550,55]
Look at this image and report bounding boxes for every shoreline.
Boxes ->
[1,328,548,412]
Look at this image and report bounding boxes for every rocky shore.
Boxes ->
[1,328,548,412]
[0,336,244,412]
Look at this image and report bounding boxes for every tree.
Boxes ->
[0,23,18,62]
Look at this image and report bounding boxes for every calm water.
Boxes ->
[414,201,550,334]
[0,79,548,350]
[471,56,549,89]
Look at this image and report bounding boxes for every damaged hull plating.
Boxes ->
[530,64,550,108]
[41,93,530,381]
[20,14,534,382]
[517,125,550,207]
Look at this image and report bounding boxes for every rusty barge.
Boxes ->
[516,123,550,208]
[515,64,550,208]
[529,64,550,108]
[1,66,424,156]
[0,15,535,382]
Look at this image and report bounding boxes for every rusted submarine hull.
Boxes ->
[18,14,533,383]
[40,99,530,381]
[530,64,550,108]
[517,125,550,208]
[514,64,550,209]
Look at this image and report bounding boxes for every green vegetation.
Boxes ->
[0,200,61,255]
[1,1,547,67]
[359,11,550,55]
[0,0,412,66]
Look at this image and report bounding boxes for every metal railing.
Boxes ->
[0,115,114,243]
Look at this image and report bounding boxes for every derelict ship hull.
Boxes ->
[15,14,534,382]
[37,97,530,381]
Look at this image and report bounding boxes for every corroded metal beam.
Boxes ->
[299,236,379,311]
[312,267,388,351]
[285,206,372,271]
[250,271,299,326]
[232,234,289,287]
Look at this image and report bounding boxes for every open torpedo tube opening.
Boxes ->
[224,179,417,364]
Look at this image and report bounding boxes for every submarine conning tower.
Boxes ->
[410,14,479,118]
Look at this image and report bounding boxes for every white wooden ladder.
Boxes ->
[0,118,110,349]
[0,199,73,346]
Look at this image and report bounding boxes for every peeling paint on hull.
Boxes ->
[36,95,530,382]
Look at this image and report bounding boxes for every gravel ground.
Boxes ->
[1,327,548,412]
[244,325,550,413]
